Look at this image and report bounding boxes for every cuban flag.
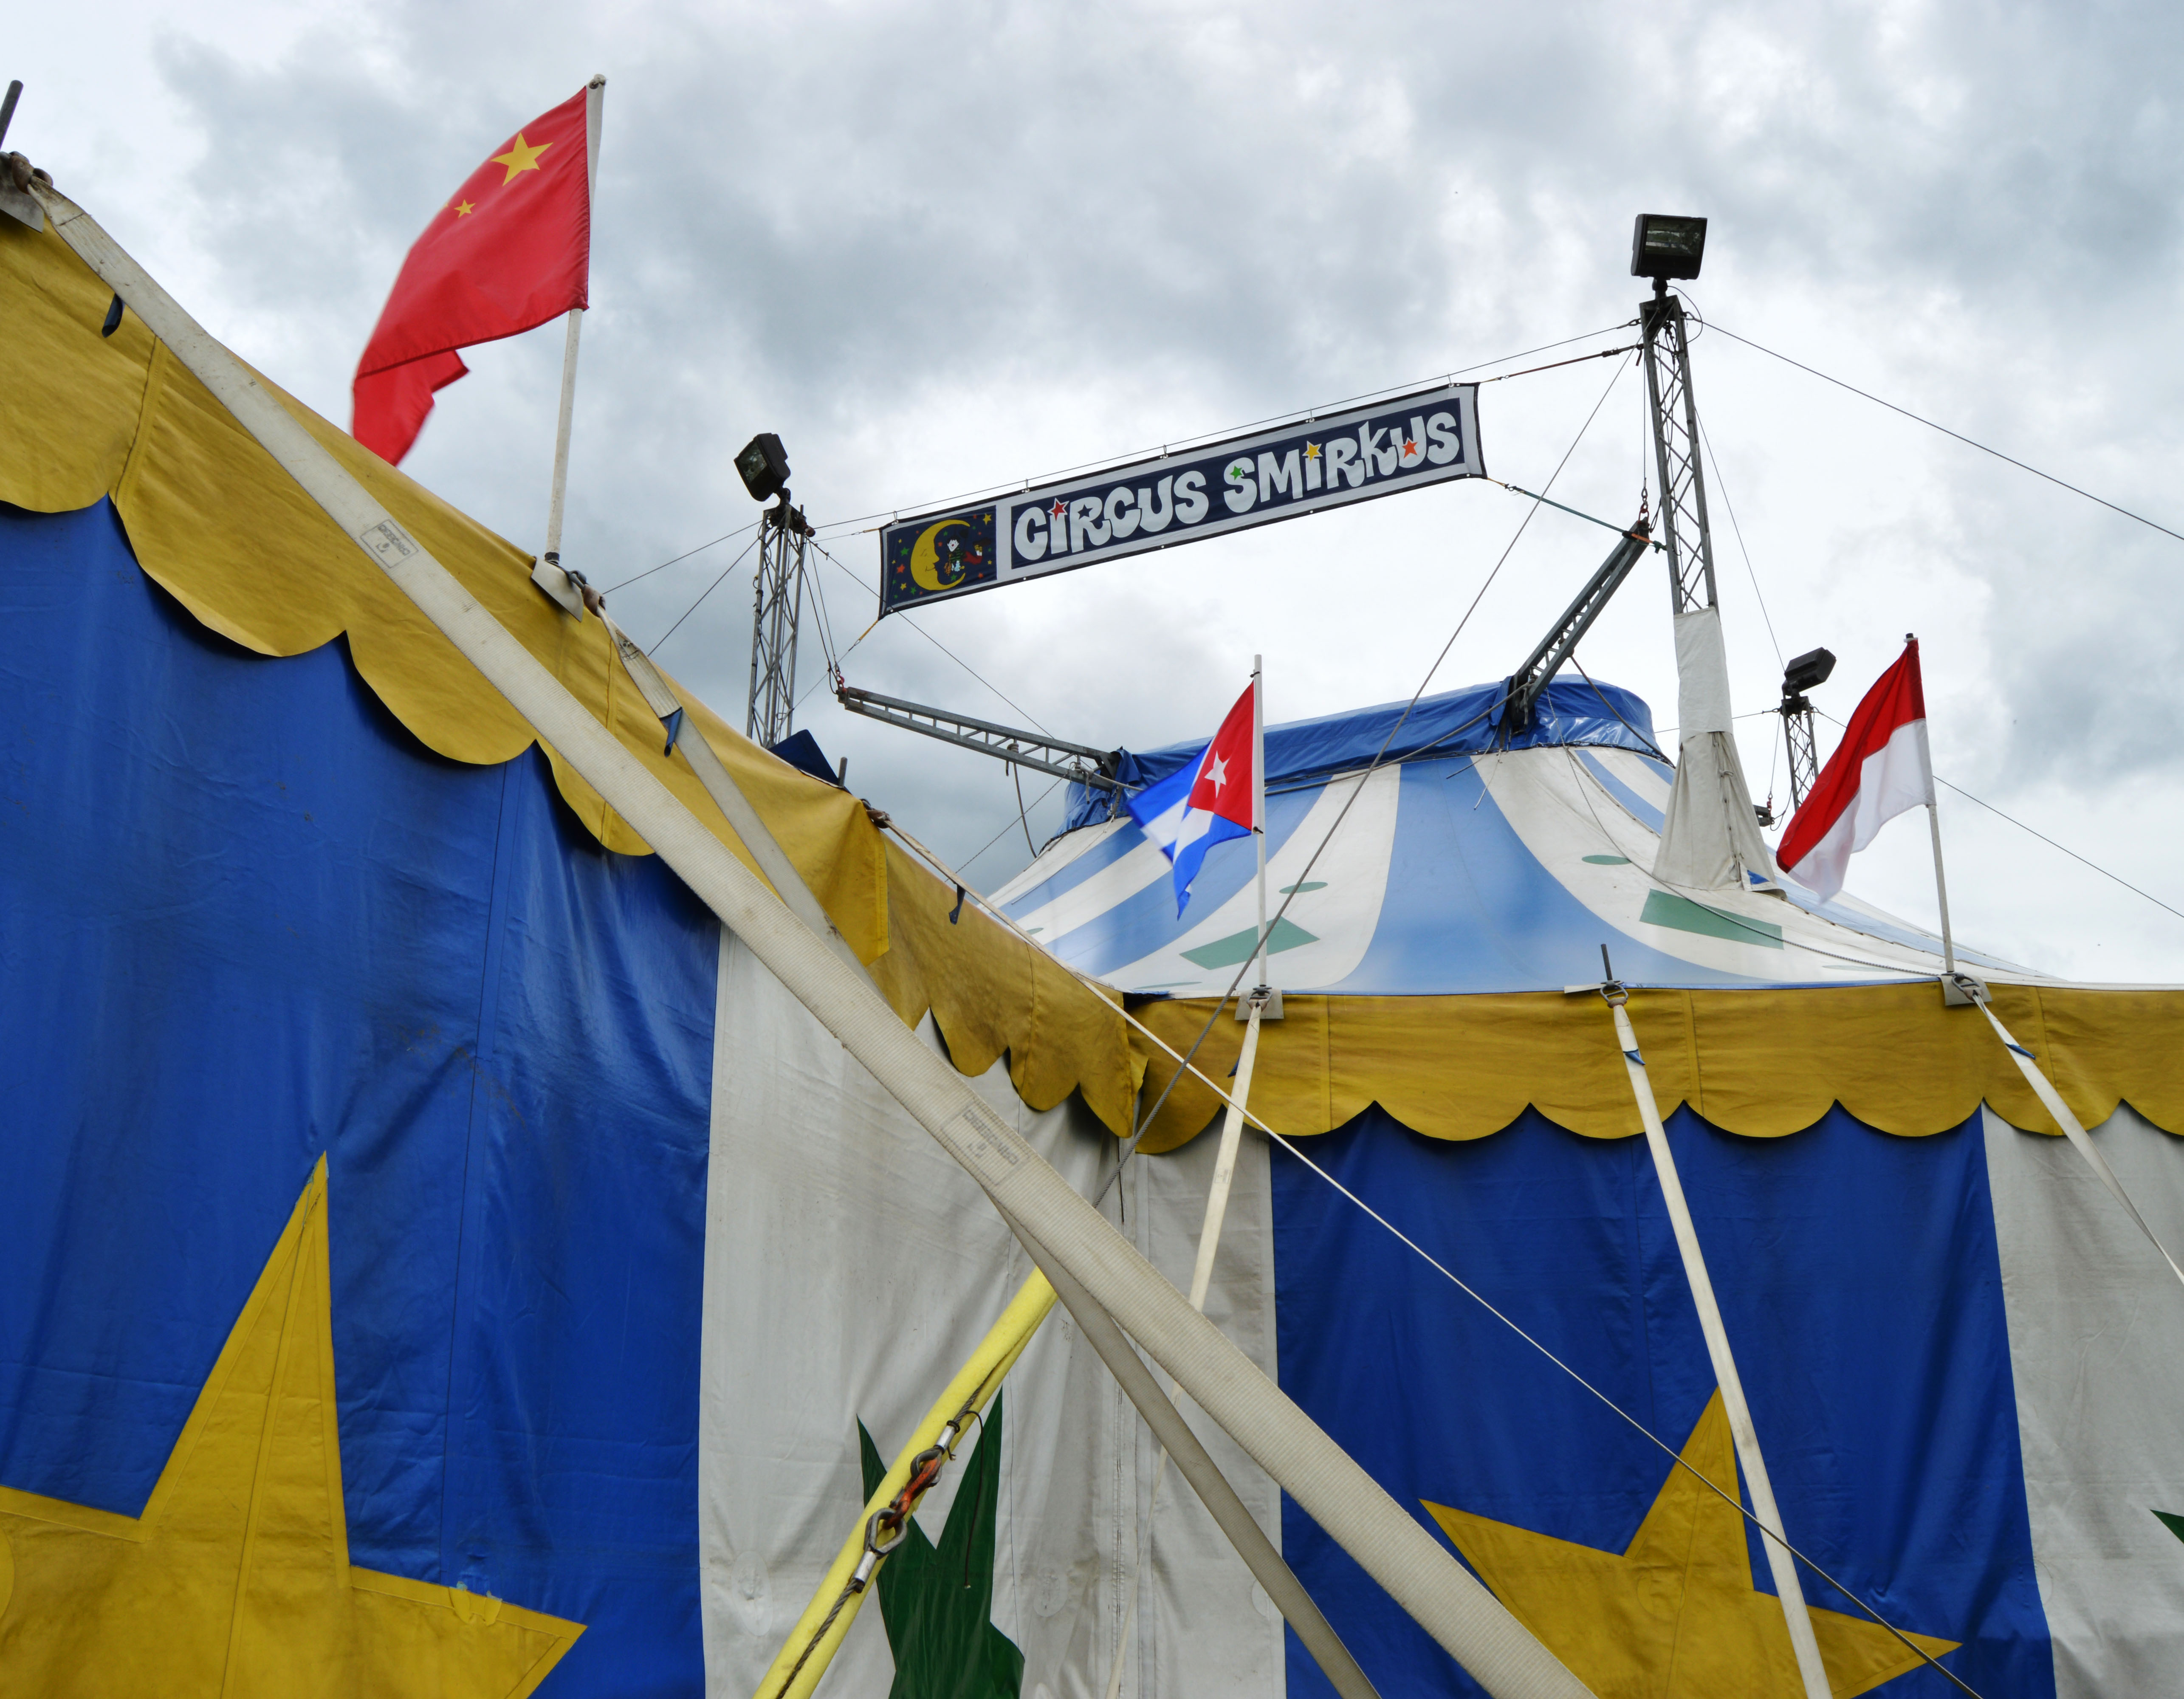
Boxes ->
[1127,679,1258,915]
[1778,636,1933,899]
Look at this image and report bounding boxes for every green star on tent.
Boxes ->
[858,1393,1024,1699]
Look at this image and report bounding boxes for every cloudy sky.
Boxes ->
[15,2,2184,980]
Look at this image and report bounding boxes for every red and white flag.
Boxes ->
[353,89,594,464]
[1777,638,1933,899]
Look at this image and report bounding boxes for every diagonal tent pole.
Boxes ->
[1978,1002,2184,1294]
[1600,981,1831,1699]
[595,617,1378,1699]
[34,181,1594,1699]
[1104,988,1277,1699]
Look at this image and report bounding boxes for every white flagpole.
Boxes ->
[1606,992,1832,1699]
[535,73,606,618]
[1927,800,1956,978]
[1253,655,1268,991]
[1919,728,1957,977]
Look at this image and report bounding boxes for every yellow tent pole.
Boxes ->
[754,1270,1056,1699]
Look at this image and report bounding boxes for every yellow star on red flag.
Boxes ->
[489,133,552,183]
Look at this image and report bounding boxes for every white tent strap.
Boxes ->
[1979,1003,2184,1293]
[1002,1207,1378,1699]
[34,185,1588,1699]
[1605,996,1831,1699]
[1106,997,1273,1699]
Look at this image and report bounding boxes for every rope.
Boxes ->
[1694,412,1783,667]
[599,519,760,595]
[1707,318,2184,551]
[650,533,759,653]
[1811,708,2184,930]
[806,538,1054,735]
[1109,353,1637,1186]
[765,1389,992,1699]
[883,816,1983,1695]
[803,324,1639,540]
[1485,478,1661,548]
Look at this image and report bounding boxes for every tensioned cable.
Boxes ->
[1252,1102,1984,1698]
[1548,743,1958,980]
[1810,708,2184,928]
[878,814,1978,1696]
[1694,414,1784,667]
[805,538,1055,736]
[1103,354,1639,1193]
[959,775,1066,877]
[805,324,1639,539]
[602,519,760,595]
[1708,319,2184,550]
[1567,653,1669,763]
[652,534,760,654]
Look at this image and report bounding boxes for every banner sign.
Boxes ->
[878,382,1484,614]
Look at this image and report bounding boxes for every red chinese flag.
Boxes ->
[353,88,593,464]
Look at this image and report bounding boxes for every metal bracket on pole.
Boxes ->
[835,685,1124,793]
[1501,519,1654,734]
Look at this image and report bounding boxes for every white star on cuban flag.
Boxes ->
[1126,678,1259,916]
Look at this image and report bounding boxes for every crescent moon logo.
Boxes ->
[909,519,970,592]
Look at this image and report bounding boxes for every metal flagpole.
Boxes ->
[1918,704,1958,977]
[1927,800,1956,978]
[533,73,607,619]
[1253,655,1268,991]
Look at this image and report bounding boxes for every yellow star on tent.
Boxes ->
[489,133,552,183]
[0,1157,582,1696]
[1424,1391,1958,1699]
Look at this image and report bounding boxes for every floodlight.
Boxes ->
[1630,214,1707,281]
[736,432,791,502]
[1782,646,1836,698]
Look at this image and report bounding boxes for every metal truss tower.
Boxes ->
[1638,283,1719,615]
[747,500,809,748]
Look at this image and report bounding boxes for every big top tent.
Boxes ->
[8,159,2184,1699]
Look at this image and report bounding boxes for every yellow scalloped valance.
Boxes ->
[1128,983,2184,1151]
[11,213,2181,1160]
[0,213,1139,1133]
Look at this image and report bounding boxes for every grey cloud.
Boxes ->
[17,0,2173,965]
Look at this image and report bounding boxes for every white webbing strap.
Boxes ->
[39,184,1591,1699]
[1005,1207,1379,1699]
[1980,1002,2184,1293]
[1105,996,1286,1699]
[1606,996,1831,1699]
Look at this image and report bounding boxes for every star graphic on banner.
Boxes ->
[490,133,552,183]
[1206,753,1229,793]
[452,200,476,217]
[1304,441,1321,460]
[0,1157,583,1694]
[1050,498,1067,522]
[1423,1391,1958,1698]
